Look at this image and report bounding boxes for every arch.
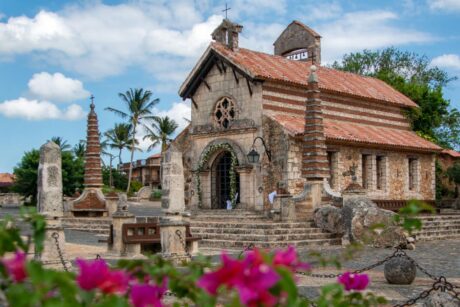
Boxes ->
[196,138,248,170]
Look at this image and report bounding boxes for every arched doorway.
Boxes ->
[212,151,240,209]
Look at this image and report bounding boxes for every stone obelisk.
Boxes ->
[160,146,191,263]
[36,141,69,269]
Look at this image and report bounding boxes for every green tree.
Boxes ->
[11,150,40,204]
[447,163,460,198]
[102,166,128,191]
[332,47,459,149]
[73,140,86,159]
[12,147,84,204]
[105,88,159,192]
[143,116,178,153]
[104,123,134,164]
[49,137,71,152]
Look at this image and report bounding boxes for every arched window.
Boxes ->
[214,97,236,129]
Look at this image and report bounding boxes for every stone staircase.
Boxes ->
[61,217,112,237]
[414,213,460,241]
[190,209,341,250]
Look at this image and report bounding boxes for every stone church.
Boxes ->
[175,19,441,213]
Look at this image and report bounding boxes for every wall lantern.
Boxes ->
[247,136,272,163]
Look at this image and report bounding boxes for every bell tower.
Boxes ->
[273,20,321,64]
[211,19,243,50]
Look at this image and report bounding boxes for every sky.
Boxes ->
[0,0,460,173]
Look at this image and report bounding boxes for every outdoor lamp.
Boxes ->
[247,148,260,163]
[247,136,271,163]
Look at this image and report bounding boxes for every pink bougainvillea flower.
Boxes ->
[198,249,280,307]
[338,272,370,291]
[98,269,130,295]
[2,251,27,283]
[130,278,167,307]
[76,258,110,291]
[273,246,311,272]
[197,252,245,294]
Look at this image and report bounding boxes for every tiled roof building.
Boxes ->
[177,19,441,212]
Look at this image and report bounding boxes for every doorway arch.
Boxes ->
[212,151,240,209]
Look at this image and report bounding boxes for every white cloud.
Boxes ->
[428,0,460,11]
[317,10,434,63]
[306,2,342,21]
[431,54,460,70]
[137,101,191,151]
[0,97,85,120]
[0,3,221,80]
[28,72,90,102]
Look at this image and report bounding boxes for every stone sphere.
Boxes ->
[384,257,416,284]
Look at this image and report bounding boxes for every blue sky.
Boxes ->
[1,0,459,173]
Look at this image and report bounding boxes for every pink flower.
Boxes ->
[2,251,27,283]
[99,270,130,295]
[197,249,280,307]
[197,253,245,294]
[338,272,369,291]
[76,258,130,294]
[273,246,311,272]
[130,279,167,307]
[76,259,110,291]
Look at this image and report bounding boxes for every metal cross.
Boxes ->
[222,2,231,19]
[90,94,95,104]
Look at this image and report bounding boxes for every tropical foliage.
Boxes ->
[104,123,135,164]
[332,47,459,150]
[143,116,178,153]
[105,88,159,193]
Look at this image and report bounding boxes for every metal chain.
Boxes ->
[51,232,68,272]
[394,276,460,307]
[175,229,192,259]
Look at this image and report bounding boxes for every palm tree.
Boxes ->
[105,88,159,192]
[104,123,133,165]
[143,116,178,153]
[49,137,71,152]
[73,140,86,159]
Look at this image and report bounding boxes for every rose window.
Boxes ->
[214,98,236,129]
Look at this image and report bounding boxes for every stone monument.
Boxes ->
[108,193,139,256]
[71,96,107,217]
[159,146,190,263]
[36,141,70,269]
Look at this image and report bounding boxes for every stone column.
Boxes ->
[109,194,139,256]
[160,147,190,263]
[36,141,70,269]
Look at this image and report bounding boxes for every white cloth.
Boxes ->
[226,200,232,210]
[268,191,277,204]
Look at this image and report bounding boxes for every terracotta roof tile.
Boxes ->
[212,42,417,108]
[441,149,460,158]
[0,173,14,186]
[269,114,441,152]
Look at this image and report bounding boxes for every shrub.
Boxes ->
[151,189,162,200]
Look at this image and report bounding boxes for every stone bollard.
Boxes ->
[384,257,416,284]
[109,194,140,256]
[159,217,189,264]
[36,141,70,270]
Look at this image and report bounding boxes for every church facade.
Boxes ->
[176,20,442,212]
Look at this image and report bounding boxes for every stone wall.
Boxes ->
[437,154,459,197]
[171,127,193,208]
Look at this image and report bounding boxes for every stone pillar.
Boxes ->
[109,194,139,256]
[36,141,70,269]
[302,66,329,208]
[161,147,185,214]
[160,147,191,262]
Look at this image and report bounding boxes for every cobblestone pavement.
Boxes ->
[294,241,460,305]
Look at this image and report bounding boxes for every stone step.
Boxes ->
[415,234,460,241]
[417,215,460,221]
[198,232,337,242]
[191,227,325,235]
[192,210,262,216]
[191,215,268,222]
[62,218,112,224]
[65,227,110,234]
[418,225,460,231]
[418,221,460,228]
[191,221,315,229]
[198,238,341,249]
[414,229,460,237]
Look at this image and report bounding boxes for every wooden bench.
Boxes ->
[119,222,201,254]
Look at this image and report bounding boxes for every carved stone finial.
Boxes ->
[308,65,318,83]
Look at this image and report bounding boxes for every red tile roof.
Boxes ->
[0,173,14,187]
[212,42,417,108]
[269,114,441,152]
[441,149,460,158]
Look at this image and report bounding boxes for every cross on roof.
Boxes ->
[222,3,231,19]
